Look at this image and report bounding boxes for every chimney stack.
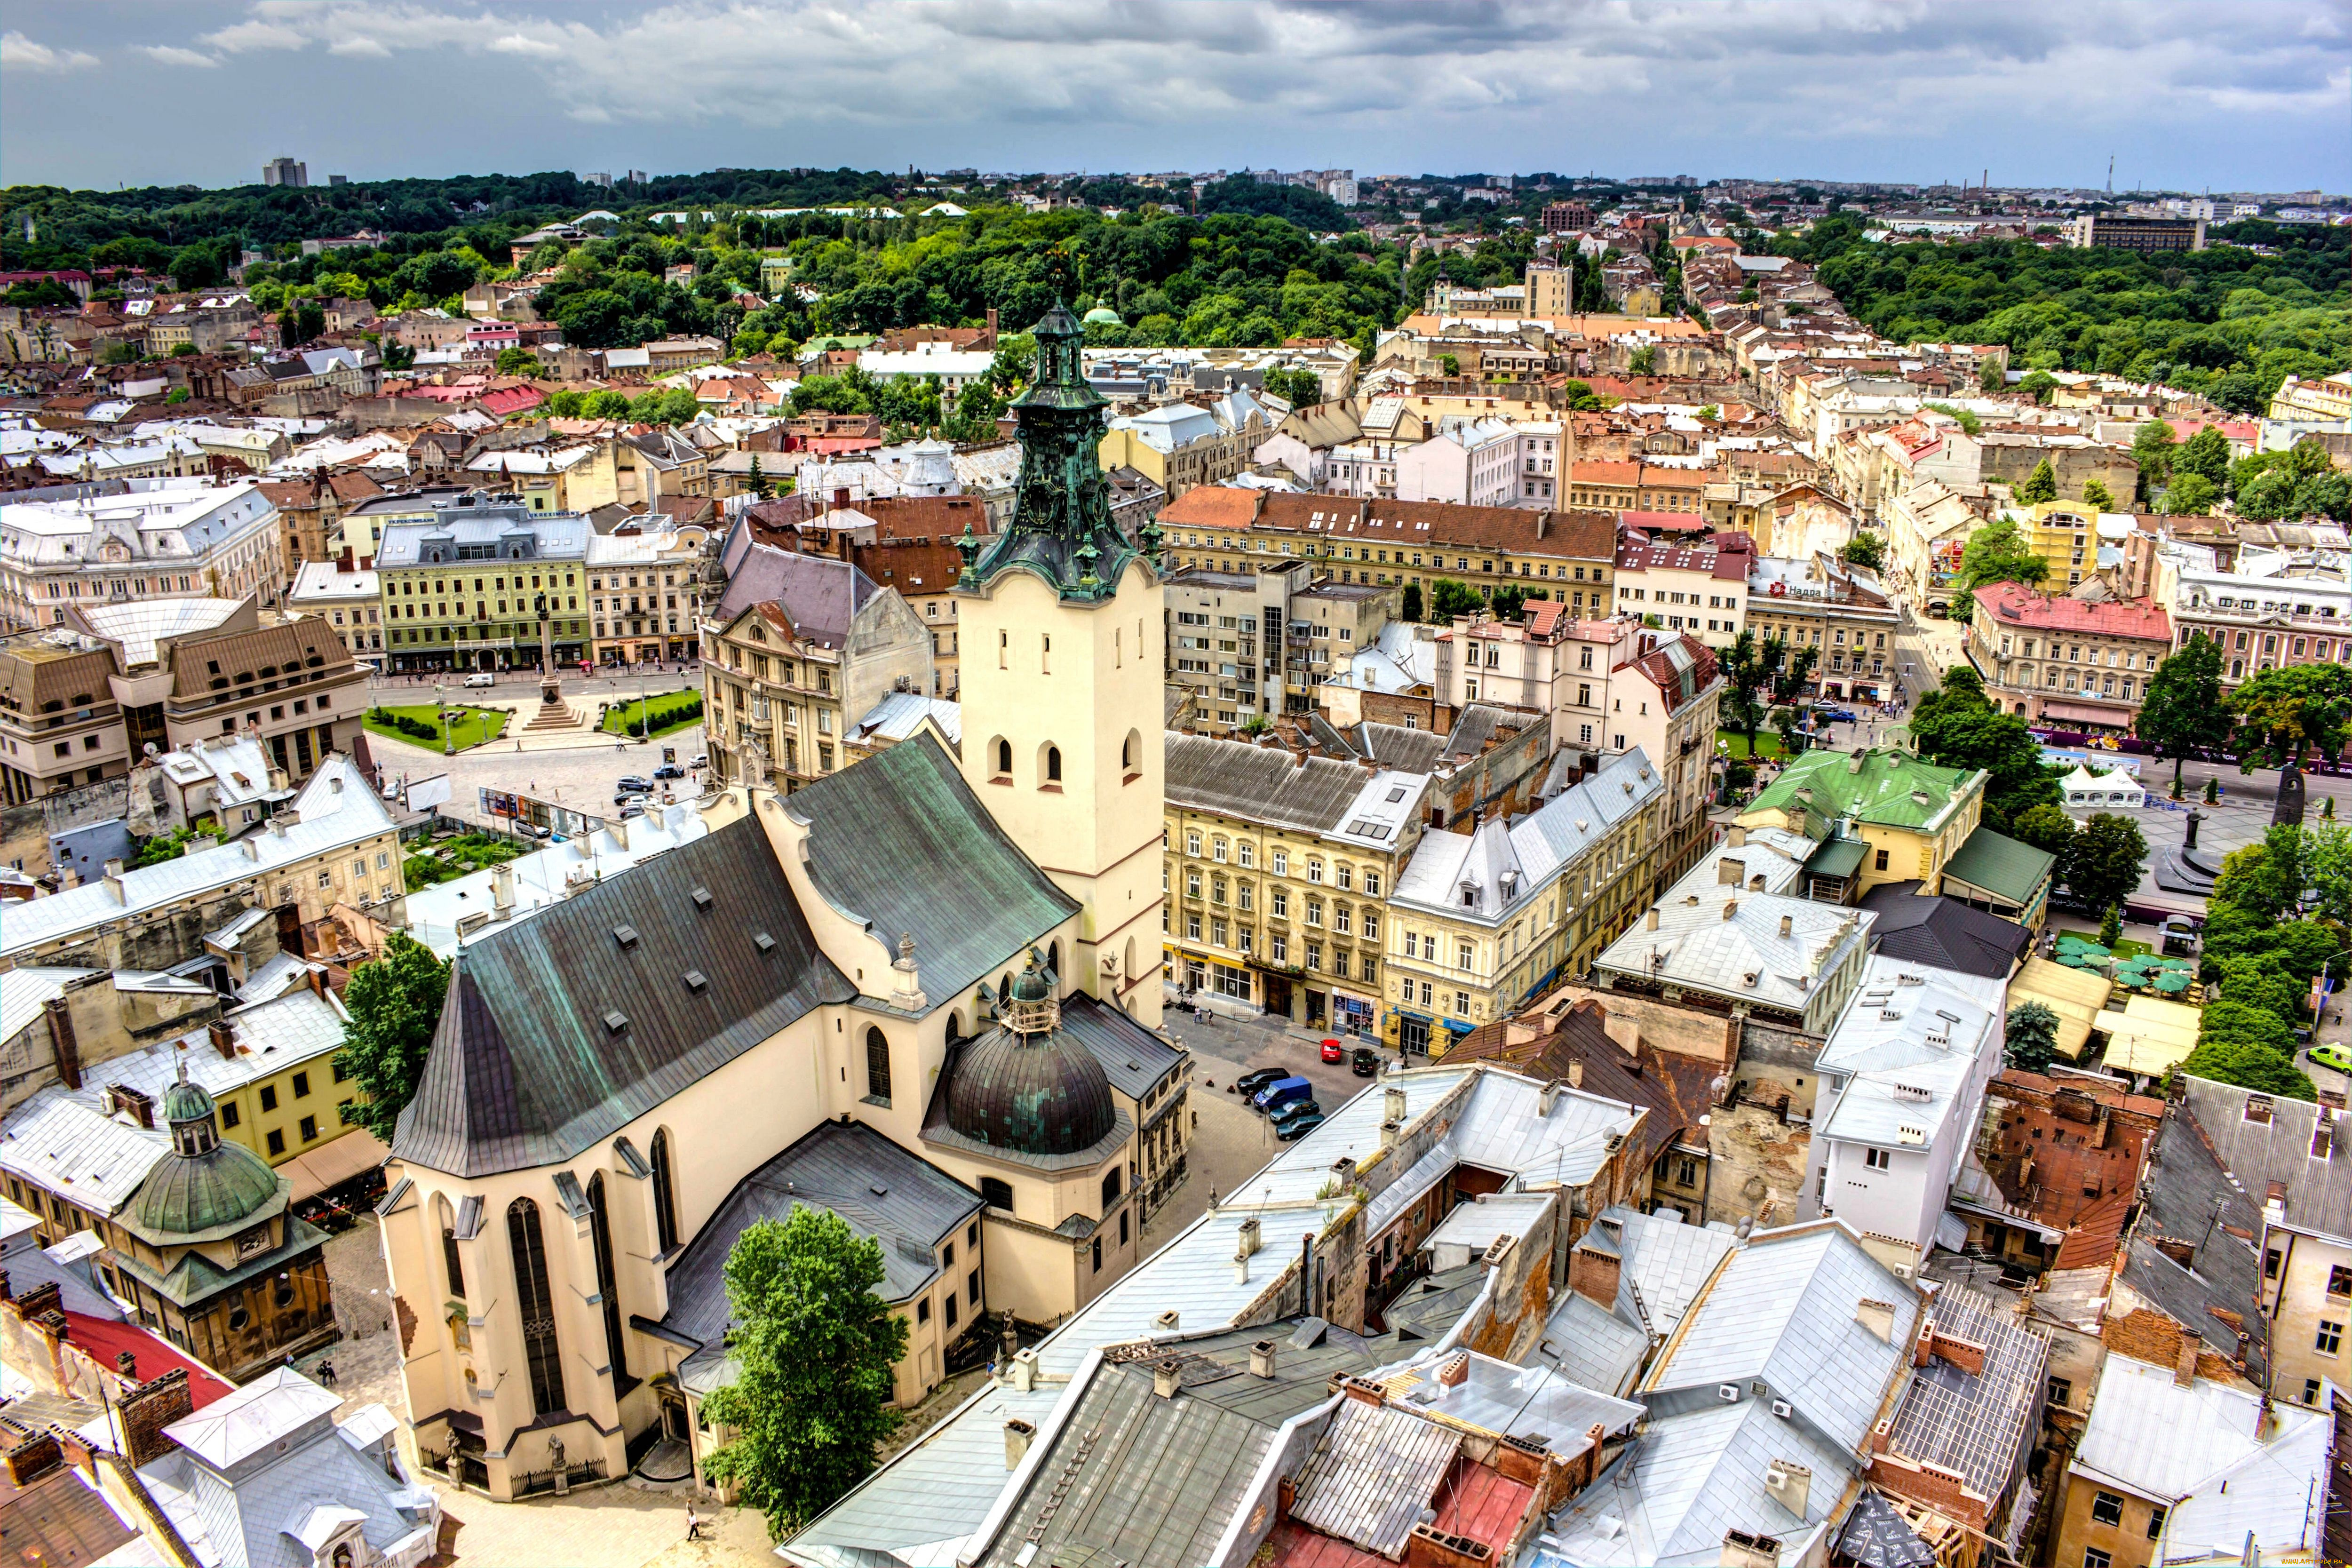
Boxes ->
[1778,915,1793,939]
[1645,907,1659,931]
[208,1019,237,1059]
[1250,1340,1278,1379]
[1854,1298,1895,1343]
[1153,1359,1183,1400]
[1003,1418,1035,1470]
[1383,1085,1407,1124]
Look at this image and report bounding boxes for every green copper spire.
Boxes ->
[959,302,1156,602]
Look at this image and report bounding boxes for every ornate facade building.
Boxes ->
[376,306,1186,1501]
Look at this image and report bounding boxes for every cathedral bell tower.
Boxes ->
[954,304,1165,1026]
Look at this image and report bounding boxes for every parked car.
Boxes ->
[462,671,496,688]
[1817,707,1858,724]
[617,774,653,794]
[1234,1067,1290,1098]
[618,802,645,820]
[1251,1076,1313,1113]
[1319,1038,1344,1064]
[2312,1043,2352,1076]
[1274,1111,1327,1142]
[1351,1047,1380,1077]
[653,763,685,780]
[1270,1099,1323,1135]
[690,755,708,770]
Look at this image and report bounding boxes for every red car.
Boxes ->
[1319,1038,1344,1064]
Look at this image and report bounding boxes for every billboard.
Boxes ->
[405,773,453,812]
[479,788,602,840]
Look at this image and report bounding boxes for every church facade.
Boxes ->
[374,305,1185,1501]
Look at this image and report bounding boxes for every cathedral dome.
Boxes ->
[944,1027,1118,1157]
[132,1068,283,1239]
[1082,305,1122,326]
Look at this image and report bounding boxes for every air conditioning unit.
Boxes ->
[1765,1467,1790,1490]
[1718,1383,1740,1403]
[1772,1399,1794,1419]
[1892,1262,1916,1281]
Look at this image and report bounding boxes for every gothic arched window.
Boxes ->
[650,1129,679,1254]
[587,1174,629,1388]
[866,1027,893,1104]
[507,1198,567,1417]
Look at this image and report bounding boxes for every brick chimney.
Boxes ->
[43,997,81,1091]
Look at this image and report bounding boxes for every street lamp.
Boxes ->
[434,681,451,756]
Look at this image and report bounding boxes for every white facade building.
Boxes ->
[1396,417,1518,509]
[0,480,283,632]
[1803,953,2006,1258]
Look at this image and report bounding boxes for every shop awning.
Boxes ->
[2102,995,2202,1079]
[278,1128,389,1201]
[2038,700,2132,727]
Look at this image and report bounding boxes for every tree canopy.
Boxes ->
[2135,635,2232,790]
[1953,518,2049,596]
[334,931,450,1142]
[700,1206,910,1537]
[1908,665,2061,829]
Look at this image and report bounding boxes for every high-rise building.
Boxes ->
[261,156,308,189]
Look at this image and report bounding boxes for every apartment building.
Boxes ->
[1567,462,1707,515]
[2163,542,2352,687]
[1162,735,1427,1031]
[585,526,707,666]
[1612,534,1748,649]
[1163,562,1395,732]
[374,502,591,674]
[745,495,985,698]
[1884,478,1984,617]
[1394,417,1518,508]
[0,480,284,633]
[701,542,930,791]
[1388,749,1665,1056]
[0,597,365,803]
[1969,583,2173,732]
[1097,393,1268,497]
[1154,488,1621,617]
[286,561,381,664]
[1745,552,1902,702]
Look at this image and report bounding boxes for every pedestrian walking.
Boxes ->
[686,1506,704,1542]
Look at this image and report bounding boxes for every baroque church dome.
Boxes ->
[133,1070,283,1239]
[944,957,1116,1157]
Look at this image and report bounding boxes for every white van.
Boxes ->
[462,671,495,688]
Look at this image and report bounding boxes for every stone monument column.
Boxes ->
[534,591,562,710]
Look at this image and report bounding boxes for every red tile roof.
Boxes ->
[1571,460,1641,486]
[1620,509,1710,533]
[63,1312,232,1409]
[1971,584,2171,640]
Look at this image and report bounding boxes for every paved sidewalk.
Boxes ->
[435,1478,773,1568]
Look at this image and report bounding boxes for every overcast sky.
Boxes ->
[3,0,2346,195]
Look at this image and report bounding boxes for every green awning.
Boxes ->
[2153,971,2191,993]
[1804,837,1869,879]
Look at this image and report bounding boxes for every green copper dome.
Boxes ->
[1082,305,1121,326]
[130,1067,285,1240]
[160,1077,215,1126]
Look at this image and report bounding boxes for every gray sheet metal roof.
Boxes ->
[788,734,1078,1007]
[2118,1091,2269,1381]
[1649,1221,1916,1455]
[1165,733,1380,836]
[1533,1288,1651,1398]
[1056,994,1186,1101]
[2179,1075,2352,1244]
[658,1120,979,1368]
[390,816,854,1178]
[1290,1399,1462,1557]
[1590,1205,1736,1338]
[969,1357,1283,1568]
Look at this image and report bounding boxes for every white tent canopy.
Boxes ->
[2060,764,2145,810]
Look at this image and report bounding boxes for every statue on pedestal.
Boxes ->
[534,592,562,709]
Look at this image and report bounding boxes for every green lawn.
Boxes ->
[364,703,509,751]
[1716,732,1791,760]
[601,690,704,739]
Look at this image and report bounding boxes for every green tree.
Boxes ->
[2014,458,2059,504]
[1954,518,2049,595]
[1721,630,1773,754]
[2080,478,2115,509]
[1262,366,1322,407]
[2063,813,2148,913]
[2098,903,2124,948]
[2136,634,2232,794]
[583,389,631,420]
[1909,669,2061,828]
[1438,353,1460,377]
[1430,579,1485,622]
[2016,370,2058,405]
[1628,345,1657,375]
[334,932,451,1142]
[2228,663,2352,768]
[2175,427,2232,486]
[2209,837,2298,923]
[2179,1002,2314,1100]
[1696,404,1720,421]
[1838,530,1885,572]
[1488,584,1528,621]
[746,454,771,501]
[543,389,584,418]
[2007,803,2077,860]
[2131,420,2177,499]
[2005,1001,2061,1075]
[494,345,540,376]
[1400,582,1424,623]
[2163,471,2219,516]
[700,1207,910,1537]
[2302,820,2352,927]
